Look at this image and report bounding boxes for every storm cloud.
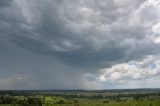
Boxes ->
[0,0,160,89]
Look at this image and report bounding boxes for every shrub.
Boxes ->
[55,100,66,104]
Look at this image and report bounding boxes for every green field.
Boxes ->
[0,100,160,106]
[0,89,160,106]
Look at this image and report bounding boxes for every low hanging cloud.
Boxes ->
[0,74,37,90]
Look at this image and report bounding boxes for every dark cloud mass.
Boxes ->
[0,0,11,7]
[0,0,160,89]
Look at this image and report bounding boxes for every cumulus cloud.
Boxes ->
[97,55,160,88]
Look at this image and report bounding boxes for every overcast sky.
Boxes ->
[0,0,160,90]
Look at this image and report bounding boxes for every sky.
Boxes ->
[0,0,160,90]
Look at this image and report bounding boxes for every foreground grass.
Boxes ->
[42,101,160,106]
[0,99,160,106]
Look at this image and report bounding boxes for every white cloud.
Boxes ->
[152,23,160,34]
[146,0,160,6]
[152,23,160,43]
[98,56,160,82]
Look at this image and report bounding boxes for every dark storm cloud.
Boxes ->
[0,0,12,7]
[12,34,129,68]
[5,0,159,68]
[0,0,160,89]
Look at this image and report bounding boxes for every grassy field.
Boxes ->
[0,100,160,106]
[42,96,160,106]
[0,89,160,106]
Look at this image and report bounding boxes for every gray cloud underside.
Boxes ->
[1,0,160,68]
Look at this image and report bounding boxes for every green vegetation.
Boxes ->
[0,89,160,106]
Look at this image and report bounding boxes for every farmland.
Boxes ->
[0,89,160,106]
